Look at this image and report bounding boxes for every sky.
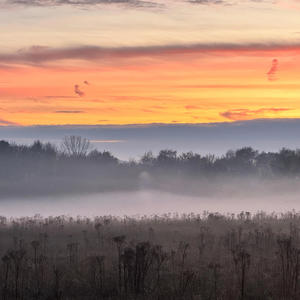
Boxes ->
[1,0,300,126]
[2,119,300,159]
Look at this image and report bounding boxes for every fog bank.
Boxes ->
[2,188,300,218]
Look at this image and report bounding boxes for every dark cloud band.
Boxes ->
[4,0,161,8]
[0,43,300,66]
[2,0,276,8]
[55,110,85,113]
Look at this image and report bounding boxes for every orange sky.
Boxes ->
[1,0,300,125]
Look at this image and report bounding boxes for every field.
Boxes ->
[0,211,300,299]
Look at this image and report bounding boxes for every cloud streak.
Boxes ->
[185,105,201,110]
[3,0,276,8]
[0,118,19,126]
[0,43,299,66]
[74,84,85,97]
[5,0,160,8]
[55,110,85,113]
[267,58,279,81]
[188,0,225,4]
[220,108,291,121]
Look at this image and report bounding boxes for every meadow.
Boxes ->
[0,211,300,299]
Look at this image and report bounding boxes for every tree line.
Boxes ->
[1,136,300,196]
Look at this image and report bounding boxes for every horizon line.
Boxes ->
[1,118,300,129]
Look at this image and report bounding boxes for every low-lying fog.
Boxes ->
[1,188,300,218]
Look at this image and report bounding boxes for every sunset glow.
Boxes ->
[1,0,300,125]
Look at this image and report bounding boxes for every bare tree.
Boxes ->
[61,136,91,158]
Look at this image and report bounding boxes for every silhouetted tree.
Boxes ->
[61,136,91,158]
